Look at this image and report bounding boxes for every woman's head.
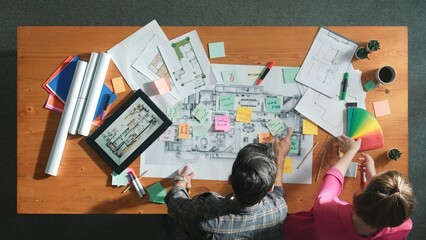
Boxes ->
[353,170,416,228]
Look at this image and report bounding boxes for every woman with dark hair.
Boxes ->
[284,135,416,240]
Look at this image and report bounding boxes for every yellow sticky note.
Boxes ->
[178,124,189,139]
[283,157,293,174]
[236,106,253,123]
[111,77,126,94]
[258,132,274,143]
[303,119,318,135]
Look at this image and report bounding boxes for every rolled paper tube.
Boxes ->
[78,52,111,136]
[45,60,87,176]
[69,52,99,135]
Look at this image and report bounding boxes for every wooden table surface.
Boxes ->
[17,26,408,214]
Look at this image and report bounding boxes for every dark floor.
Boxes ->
[2,1,425,239]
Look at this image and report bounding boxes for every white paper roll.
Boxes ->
[78,52,111,136]
[45,60,87,176]
[69,52,99,135]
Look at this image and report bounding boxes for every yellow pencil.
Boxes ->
[121,170,148,194]
[296,141,319,169]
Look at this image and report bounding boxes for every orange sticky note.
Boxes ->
[236,106,253,123]
[283,157,293,174]
[111,77,126,94]
[178,124,189,139]
[154,77,172,94]
[373,99,391,117]
[258,132,274,143]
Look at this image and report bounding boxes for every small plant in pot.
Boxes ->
[366,39,380,52]
[387,148,401,161]
[354,47,369,60]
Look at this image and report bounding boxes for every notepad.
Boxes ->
[303,119,318,135]
[111,76,126,94]
[208,42,225,58]
[373,99,391,117]
[236,106,252,123]
[283,158,293,174]
[266,117,286,136]
[258,132,274,143]
[178,124,190,139]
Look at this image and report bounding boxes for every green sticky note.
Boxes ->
[265,97,281,113]
[219,95,235,110]
[289,135,300,155]
[192,103,212,122]
[221,69,238,85]
[167,102,183,119]
[282,67,299,84]
[364,80,376,92]
[147,182,167,204]
[208,42,225,58]
[192,121,209,137]
[111,169,130,187]
[266,117,286,136]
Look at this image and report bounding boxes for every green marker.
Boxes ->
[341,72,349,100]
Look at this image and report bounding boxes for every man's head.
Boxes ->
[353,170,416,228]
[230,143,276,206]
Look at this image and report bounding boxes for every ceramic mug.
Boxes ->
[375,65,397,87]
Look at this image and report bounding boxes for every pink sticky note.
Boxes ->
[373,99,391,117]
[214,116,230,131]
[154,78,172,94]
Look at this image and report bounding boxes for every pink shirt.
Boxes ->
[284,168,412,240]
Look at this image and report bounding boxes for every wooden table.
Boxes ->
[17,26,408,214]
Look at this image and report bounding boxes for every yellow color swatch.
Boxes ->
[303,119,318,135]
[283,157,293,174]
[236,106,253,123]
[178,124,189,139]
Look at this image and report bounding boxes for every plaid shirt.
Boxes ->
[165,186,287,240]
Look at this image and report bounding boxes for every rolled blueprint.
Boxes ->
[69,52,99,135]
[45,60,87,176]
[78,52,111,136]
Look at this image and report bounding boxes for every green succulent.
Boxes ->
[355,47,369,60]
[367,39,380,52]
[388,148,401,160]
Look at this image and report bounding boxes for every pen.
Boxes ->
[101,94,110,120]
[255,61,275,85]
[361,165,366,190]
[122,170,148,194]
[341,72,349,100]
[130,170,146,196]
[128,172,144,198]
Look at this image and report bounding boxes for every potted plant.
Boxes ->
[387,148,401,161]
[354,47,369,60]
[366,39,380,52]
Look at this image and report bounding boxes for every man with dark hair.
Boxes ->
[165,128,293,239]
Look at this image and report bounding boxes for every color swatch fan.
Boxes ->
[347,108,384,151]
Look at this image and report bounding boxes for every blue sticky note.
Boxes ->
[208,42,225,58]
[282,67,299,84]
[265,97,281,113]
[46,56,79,102]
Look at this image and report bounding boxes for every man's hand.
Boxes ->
[175,165,195,191]
[273,128,294,165]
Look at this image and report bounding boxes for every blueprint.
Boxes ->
[158,30,217,99]
[141,64,315,184]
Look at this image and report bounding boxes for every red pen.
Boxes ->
[361,165,366,190]
[255,61,275,85]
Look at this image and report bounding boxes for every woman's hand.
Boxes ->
[358,153,376,181]
[338,135,361,153]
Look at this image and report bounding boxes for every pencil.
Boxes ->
[296,141,319,169]
[315,149,327,182]
[121,170,148,194]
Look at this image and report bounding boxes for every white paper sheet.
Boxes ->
[108,20,179,110]
[158,30,217,99]
[295,64,366,137]
[45,60,87,176]
[296,27,358,97]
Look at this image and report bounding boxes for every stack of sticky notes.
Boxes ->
[147,182,167,204]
